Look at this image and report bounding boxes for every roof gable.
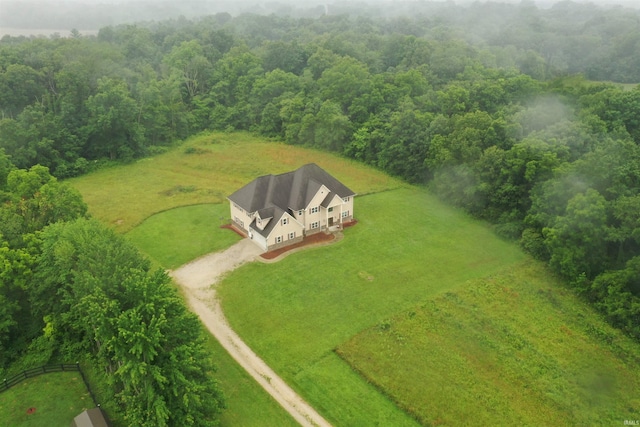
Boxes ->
[321,192,344,208]
[251,207,287,238]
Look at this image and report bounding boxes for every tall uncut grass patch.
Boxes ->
[218,187,526,424]
[68,132,403,233]
[68,132,404,424]
[337,260,640,426]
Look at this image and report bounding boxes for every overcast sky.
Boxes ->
[13,0,640,5]
[1,0,638,35]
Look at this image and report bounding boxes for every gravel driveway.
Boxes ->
[170,239,332,427]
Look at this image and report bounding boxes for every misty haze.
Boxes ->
[1,0,639,35]
[1,0,640,426]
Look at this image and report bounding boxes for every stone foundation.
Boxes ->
[267,235,304,251]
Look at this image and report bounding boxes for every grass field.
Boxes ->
[67,133,403,424]
[68,131,403,233]
[126,204,241,269]
[337,260,640,425]
[202,333,298,427]
[217,188,527,424]
[0,372,92,427]
[69,132,640,425]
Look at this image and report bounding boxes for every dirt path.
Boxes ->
[170,239,332,427]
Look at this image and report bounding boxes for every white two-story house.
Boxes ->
[227,163,355,251]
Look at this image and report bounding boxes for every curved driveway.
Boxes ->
[170,239,332,427]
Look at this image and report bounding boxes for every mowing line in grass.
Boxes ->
[126,203,241,269]
[69,131,404,233]
[337,260,640,426]
[218,187,526,425]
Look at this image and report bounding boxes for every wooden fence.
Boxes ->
[1,363,97,406]
[1,362,114,425]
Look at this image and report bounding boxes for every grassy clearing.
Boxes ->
[69,132,640,424]
[0,372,93,427]
[68,131,403,233]
[68,133,403,425]
[337,260,640,426]
[126,204,241,269]
[218,187,526,424]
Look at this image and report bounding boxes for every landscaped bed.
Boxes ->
[260,232,336,260]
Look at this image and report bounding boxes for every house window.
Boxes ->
[298,210,303,216]
[276,236,282,244]
[328,207,334,212]
[258,218,262,226]
[343,197,349,202]
[282,217,288,225]
[311,221,319,229]
[288,231,295,240]
[311,206,319,214]
[342,210,349,218]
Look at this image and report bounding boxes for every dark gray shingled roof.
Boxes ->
[251,207,286,238]
[228,163,355,213]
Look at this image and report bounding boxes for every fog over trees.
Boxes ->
[2,0,640,424]
[1,0,639,33]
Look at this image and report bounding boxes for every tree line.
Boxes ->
[1,0,640,416]
[0,162,224,425]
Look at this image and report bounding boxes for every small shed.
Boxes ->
[70,407,109,427]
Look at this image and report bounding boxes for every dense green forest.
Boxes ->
[0,163,224,425]
[2,1,640,424]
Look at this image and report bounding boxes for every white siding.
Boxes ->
[304,185,330,231]
[342,196,354,221]
[266,213,304,248]
[229,201,253,232]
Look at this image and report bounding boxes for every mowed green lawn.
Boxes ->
[0,372,93,427]
[69,133,640,425]
[68,131,403,233]
[126,204,241,269]
[67,134,403,425]
[202,334,298,427]
[338,260,640,425]
[217,188,527,425]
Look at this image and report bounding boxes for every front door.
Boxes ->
[328,217,334,226]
